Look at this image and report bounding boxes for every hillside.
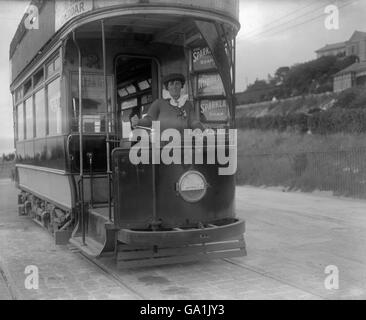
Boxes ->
[236,92,337,118]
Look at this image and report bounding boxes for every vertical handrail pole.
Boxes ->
[73,31,85,246]
[232,36,236,128]
[151,128,158,231]
[101,20,113,222]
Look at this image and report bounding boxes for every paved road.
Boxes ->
[0,179,365,300]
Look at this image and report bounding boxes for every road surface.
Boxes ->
[0,179,365,300]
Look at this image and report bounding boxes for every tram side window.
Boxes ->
[71,74,114,134]
[35,89,46,137]
[25,97,33,140]
[47,56,61,79]
[47,78,62,136]
[17,104,24,141]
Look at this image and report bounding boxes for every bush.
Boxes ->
[237,108,366,134]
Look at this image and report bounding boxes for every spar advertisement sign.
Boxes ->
[55,0,239,31]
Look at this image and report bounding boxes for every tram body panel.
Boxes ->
[16,166,74,211]
[112,147,235,229]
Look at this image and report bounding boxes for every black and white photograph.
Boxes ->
[0,0,366,303]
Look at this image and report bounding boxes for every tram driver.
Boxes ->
[131,73,203,132]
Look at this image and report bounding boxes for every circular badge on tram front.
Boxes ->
[177,171,208,203]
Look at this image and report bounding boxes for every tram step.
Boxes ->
[69,236,104,258]
[116,238,246,269]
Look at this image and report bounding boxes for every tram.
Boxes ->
[11,0,246,268]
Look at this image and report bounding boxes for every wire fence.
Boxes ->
[237,148,366,199]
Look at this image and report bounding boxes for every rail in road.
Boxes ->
[1,179,365,300]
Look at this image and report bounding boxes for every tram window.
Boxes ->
[24,79,32,97]
[137,80,151,91]
[25,97,34,140]
[47,78,62,136]
[71,73,114,134]
[126,85,137,95]
[47,56,61,78]
[121,98,138,110]
[35,89,46,137]
[17,104,24,141]
[33,69,45,88]
[15,87,23,104]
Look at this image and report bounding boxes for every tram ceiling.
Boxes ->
[69,15,233,46]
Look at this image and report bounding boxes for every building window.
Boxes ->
[35,89,46,137]
[25,97,33,140]
[17,104,24,141]
[47,78,61,136]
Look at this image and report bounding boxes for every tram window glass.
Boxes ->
[24,79,32,97]
[47,78,62,136]
[47,56,61,79]
[25,97,34,140]
[17,104,24,141]
[35,89,46,137]
[71,73,114,134]
[15,87,23,104]
[33,69,45,88]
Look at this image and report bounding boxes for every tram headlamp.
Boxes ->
[177,171,207,203]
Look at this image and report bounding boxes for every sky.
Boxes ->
[0,0,365,154]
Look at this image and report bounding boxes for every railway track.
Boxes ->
[67,246,323,300]
[0,260,18,300]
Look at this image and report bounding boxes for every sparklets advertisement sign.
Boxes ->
[192,47,216,71]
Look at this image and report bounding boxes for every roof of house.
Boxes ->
[316,30,366,53]
[347,30,366,43]
[316,42,346,53]
[335,61,366,76]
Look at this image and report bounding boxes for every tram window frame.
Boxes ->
[25,96,34,140]
[23,78,32,97]
[46,55,61,79]
[33,68,45,90]
[16,103,24,141]
[70,72,115,134]
[34,87,47,138]
[46,77,62,137]
[14,87,23,105]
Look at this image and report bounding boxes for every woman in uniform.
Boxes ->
[131,73,203,132]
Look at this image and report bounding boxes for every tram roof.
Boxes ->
[9,0,239,87]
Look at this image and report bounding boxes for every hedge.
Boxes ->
[236,108,366,134]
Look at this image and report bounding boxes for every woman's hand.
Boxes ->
[130,115,139,129]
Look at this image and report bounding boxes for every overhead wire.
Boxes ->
[247,0,357,41]
[243,0,324,39]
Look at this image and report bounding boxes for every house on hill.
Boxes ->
[333,61,366,92]
[316,31,366,92]
[316,30,366,61]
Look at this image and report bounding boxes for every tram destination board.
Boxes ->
[55,0,239,31]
